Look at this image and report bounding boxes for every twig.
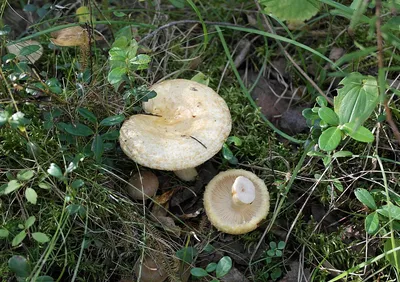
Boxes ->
[376,0,400,143]
[139,20,247,44]
[253,0,333,106]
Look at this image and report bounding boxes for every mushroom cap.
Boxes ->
[127,171,159,200]
[119,79,232,170]
[203,169,270,235]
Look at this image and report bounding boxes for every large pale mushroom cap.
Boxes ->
[203,169,270,235]
[119,79,232,170]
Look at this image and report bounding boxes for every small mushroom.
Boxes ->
[134,255,167,282]
[119,79,232,180]
[203,169,270,235]
[127,171,159,200]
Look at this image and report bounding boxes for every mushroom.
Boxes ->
[127,171,159,200]
[203,169,270,235]
[134,255,167,282]
[119,79,232,181]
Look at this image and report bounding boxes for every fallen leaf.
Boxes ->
[50,26,89,46]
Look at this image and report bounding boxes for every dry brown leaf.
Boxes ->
[50,26,89,46]
[154,189,175,205]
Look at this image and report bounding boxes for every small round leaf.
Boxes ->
[216,256,232,278]
[32,232,50,243]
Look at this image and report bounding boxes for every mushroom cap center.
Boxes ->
[232,176,256,204]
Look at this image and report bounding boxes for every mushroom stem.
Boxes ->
[231,176,256,205]
[173,167,198,181]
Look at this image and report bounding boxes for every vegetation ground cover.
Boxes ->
[1,0,400,281]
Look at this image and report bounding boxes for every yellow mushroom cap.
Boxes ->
[119,79,232,170]
[203,169,270,235]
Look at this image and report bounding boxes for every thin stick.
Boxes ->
[375,0,400,143]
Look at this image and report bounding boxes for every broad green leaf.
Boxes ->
[111,36,129,49]
[191,72,210,86]
[316,96,328,107]
[99,115,125,126]
[278,241,286,249]
[226,136,242,146]
[190,268,208,277]
[47,163,63,179]
[66,204,86,217]
[130,54,151,70]
[261,0,320,21]
[342,122,374,143]
[4,180,22,194]
[169,0,185,8]
[113,11,126,17]
[107,67,127,85]
[332,179,343,192]
[19,45,40,56]
[25,188,37,204]
[76,6,91,23]
[17,170,34,181]
[77,108,97,124]
[8,255,31,278]
[206,262,217,273]
[36,276,54,282]
[71,179,84,189]
[38,182,51,190]
[64,123,94,136]
[377,204,400,220]
[216,256,232,278]
[12,230,27,246]
[25,216,36,229]
[0,228,9,238]
[101,130,120,140]
[384,238,400,273]
[332,151,353,158]
[32,232,50,243]
[109,47,126,62]
[318,127,341,151]
[318,107,339,126]
[334,73,379,125]
[91,134,104,162]
[175,247,198,264]
[365,212,379,234]
[354,188,377,210]
[0,110,11,126]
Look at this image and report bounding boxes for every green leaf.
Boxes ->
[316,96,328,107]
[38,182,51,190]
[377,204,400,220]
[130,54,151,70]
[4,180,22,194]
[384,238,400,273]
[226,136,242,146]
[71,179,84,189]
[109,47,126,62]
[91,134,104,162]
[176,247,198,264]
[278,241,286,249]
[332,179,343,192]
[354,188,377,210]
[0,110,11,126]
[25,216,36,229]
[25,188,37,204]
[108,67,127,85]
[47,163,63,179]
[77,108,97,124]
[341,122,374,143]
[64,123,94,136]
[216,256,232,278]
[0,228,9,238]
[332,151,353,158]
[17,170,34,181]
[36,276,54,282]
[99,115,125,126]
[365,212,379,234]
[32,232,50,243]
[190,268,208,277]
[101,130,120,140]
[8,255,31,278]
[334,72,379,125]
[113,11,126,17]
[169,0,185,8]
[318,127,342,151]
[318,107,339,126]
[111,36,129,49]
[19,45,40,56]
[261,0,320,21]
[191,72,210,86]
[206,262,217,273]
[12,230,27,246]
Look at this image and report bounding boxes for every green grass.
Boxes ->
[1,0,400,281]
